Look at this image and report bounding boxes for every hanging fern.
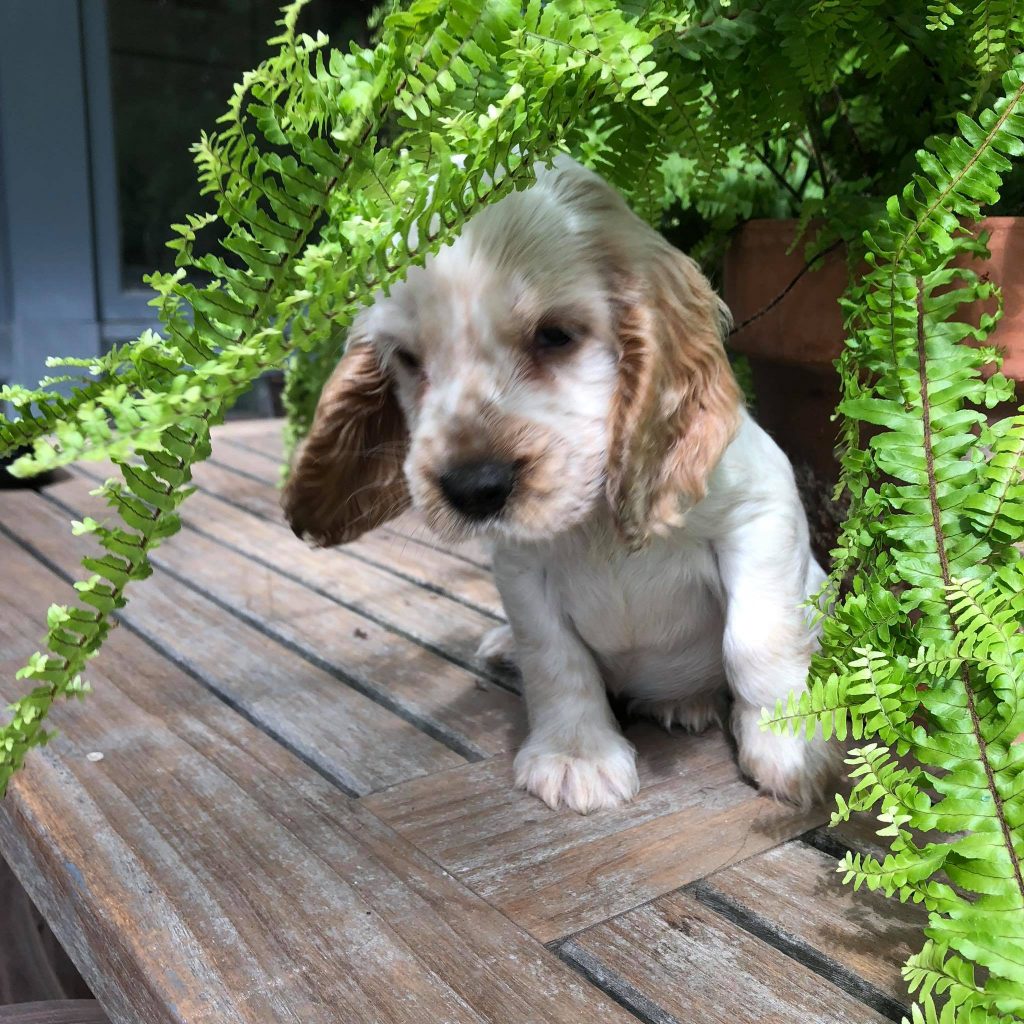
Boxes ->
[2,2,1024,1018]
[765,54,1024,1022]
[0,0,672,788]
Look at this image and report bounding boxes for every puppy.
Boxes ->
[283,156,837,813]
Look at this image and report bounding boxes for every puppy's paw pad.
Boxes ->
[514,738,639,815]
[631,693,721,734]
[476,625,517,670]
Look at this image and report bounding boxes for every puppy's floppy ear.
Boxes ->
[282,340,410,546]
[606,244,742,548]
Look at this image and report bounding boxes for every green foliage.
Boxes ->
[1,2,1023,1018]
[0,419,209,793]
[764,54,1024,1021]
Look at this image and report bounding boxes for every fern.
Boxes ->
[2,3,1024,1018]
[766,54,1024,1021]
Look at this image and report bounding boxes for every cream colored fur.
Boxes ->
[285,156,839,814]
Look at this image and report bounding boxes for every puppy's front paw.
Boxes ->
[514,732,639,814]
[476,624,517,670]
[733,704,840,809]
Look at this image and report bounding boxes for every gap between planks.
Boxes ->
[68,460,515,693]
[211,424,493,572]
[2,490,497,796]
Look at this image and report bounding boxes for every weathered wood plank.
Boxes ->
[189,456,504,618]
[0,1003,108,1024]
[46,473,520,761]
[364,724,826,942]
[149,475,502,676]
[0,536,636,1024]
[1,489,464,794]
[211,418,493,567]
[698,841,924,1017]
[212,421,493,567]
[561,890,890,1024]
[215,416,287,454]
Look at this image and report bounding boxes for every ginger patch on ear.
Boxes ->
[606,252,741,546]
[282,343,410,547]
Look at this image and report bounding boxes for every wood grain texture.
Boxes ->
[364,724,826,942]
[31,476,524,765]
[2,488,468,794]
[0,1003,109,1024]
[139,473,503,675]
[212,421,493,567]
[190,456,503,617]
[69,458,505,682]
[699,841,924,1014]
[561,890,890,1024]
[0,536,635,1024]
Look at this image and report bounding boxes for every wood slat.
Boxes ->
[215,417,288,453]
[190,457,504,618]
[697,841,924,1018]
[364,725,826,942]
[1,489,463,794]
[560,890,890,1024]
[195,442,499,614]
[0,1003,108,1024]
[34,474,523,764]
[70,457,504,676]
[185,491,502,671]
[212,420,494,567]
[216,425,492,568]
[0,536,635,1024]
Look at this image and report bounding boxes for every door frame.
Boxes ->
[0,0,160,392]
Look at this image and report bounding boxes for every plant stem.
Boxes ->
[914,281,1024,903]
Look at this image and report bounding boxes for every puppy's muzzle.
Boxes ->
[439,459,517,519]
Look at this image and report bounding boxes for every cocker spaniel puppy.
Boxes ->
[283,156,837,813]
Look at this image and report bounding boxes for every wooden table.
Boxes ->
[0,419,924,1024]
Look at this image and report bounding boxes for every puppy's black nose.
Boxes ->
[439,459,516,519]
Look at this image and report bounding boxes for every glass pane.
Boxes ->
[108,0,374,289]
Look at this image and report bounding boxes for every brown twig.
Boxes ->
[729,239,843,336]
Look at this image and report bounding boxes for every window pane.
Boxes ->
[108,0,373,289]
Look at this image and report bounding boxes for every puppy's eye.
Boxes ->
[394,348,422,373]
[533,325,576,351]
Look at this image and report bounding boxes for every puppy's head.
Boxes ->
[283,157,741,548]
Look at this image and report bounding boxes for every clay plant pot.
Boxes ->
[726,217,1024,468]
[724,218,1024,558]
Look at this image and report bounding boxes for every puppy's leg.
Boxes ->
[714,517,840,807]
[495,548,638,815]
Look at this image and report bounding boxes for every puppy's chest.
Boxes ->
[550,534,724,656]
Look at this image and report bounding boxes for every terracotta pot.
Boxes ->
[723,217,1024,557]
